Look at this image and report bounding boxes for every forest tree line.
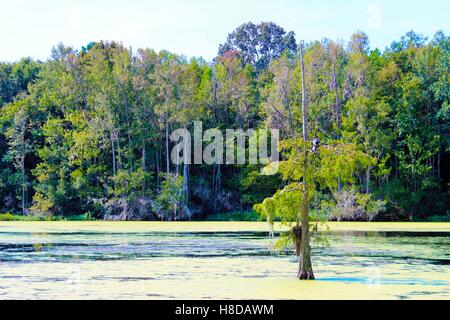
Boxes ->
[0,22,449,221]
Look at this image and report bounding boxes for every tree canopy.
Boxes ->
[0,26,448,222]
[218,22,297,71]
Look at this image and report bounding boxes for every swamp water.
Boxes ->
[0,222,449,299]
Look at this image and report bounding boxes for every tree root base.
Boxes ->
[298,271,315,280]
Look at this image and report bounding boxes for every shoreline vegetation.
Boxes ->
[0,22,449,225]
[1,212,449,222]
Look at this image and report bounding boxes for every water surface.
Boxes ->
[0,222,449,299]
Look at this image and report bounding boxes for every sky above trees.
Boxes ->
[1,0,449,62]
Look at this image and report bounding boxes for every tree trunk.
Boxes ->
[142,140,146,192]
[438,150,441,181]
[298,165,314,280]
[366,166,372,194]
[333,71,342,194]
[183,130,189,210]
[183,162,189,205]
[156,146,161,189]
[216,165,221,198]
[123,93,133,172]
[116,133,123,171]
[213,164,221,212]
[298,226,314,280]
[301,43,308,143]
[212,164,216,210]
[333,72,341,137]
[284,92,295,138]
[21,156,26,216]
[111,133,117,191]
[298,42,315,280]
[166,122,170,175]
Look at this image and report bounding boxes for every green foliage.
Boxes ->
[0,212,95,221]
[0,212,54,221]
[154,174,185,220]
[110,168,152,198]
[255,139,373,226]
[329,190,387,221]
[218,22,297,71]
[413,215,450,222]
[0,28,448,221]
[239,165,281,206]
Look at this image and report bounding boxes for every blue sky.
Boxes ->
[1,0,449,62]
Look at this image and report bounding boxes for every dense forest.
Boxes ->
[0,22,449,221]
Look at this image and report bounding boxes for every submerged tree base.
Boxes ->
[298,271,315,280]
